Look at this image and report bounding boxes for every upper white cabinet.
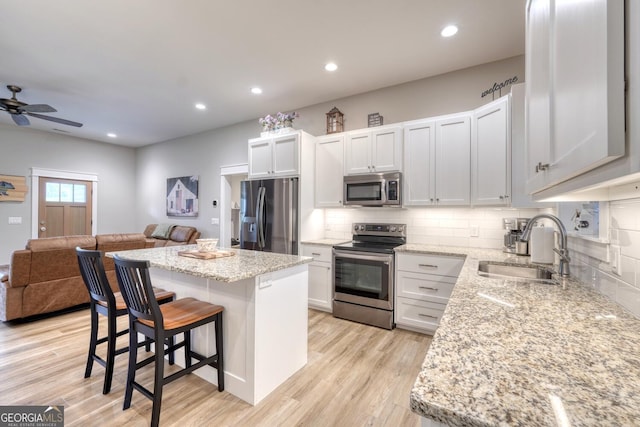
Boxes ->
[525,0,625,194]
[403,113,471,206]
[344,125,402,175]
[248,132,300,179]
[315,134,344,208]
[471,95,511,206]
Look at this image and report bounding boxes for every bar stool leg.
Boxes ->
[103,309,117,394]
[215,313,224,391]
[85,303,98,379]
[151,333,165,427]
[123,320,137,410]
[184,331,192,369]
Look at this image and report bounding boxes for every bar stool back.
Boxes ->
[113,255,224,427]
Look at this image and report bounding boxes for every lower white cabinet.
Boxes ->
[395,252,464,334]
[301,244,333,312]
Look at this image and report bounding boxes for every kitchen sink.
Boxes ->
[477,261,557,284]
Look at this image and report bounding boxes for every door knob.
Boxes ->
[40,226,46,232]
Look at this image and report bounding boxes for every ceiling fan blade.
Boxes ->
[27,112,83,128]
[11,114,30,126]
[20,104,57,113]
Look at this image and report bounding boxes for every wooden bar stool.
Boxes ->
[113,255,224,427]
[76,248,175,394]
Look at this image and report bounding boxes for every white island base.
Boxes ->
[149,263,308,405]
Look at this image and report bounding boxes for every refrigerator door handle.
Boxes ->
[257,187,266,249]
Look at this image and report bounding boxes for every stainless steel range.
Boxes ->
[332,223,406,330]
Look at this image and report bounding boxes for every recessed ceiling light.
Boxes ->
[324,62,338,72]
[195,103,207,110]
[441,25,458,38]
[251,87,263,95]
[107,133,117,138]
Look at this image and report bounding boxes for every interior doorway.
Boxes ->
[31,168,98,239]
[219,164,248,249]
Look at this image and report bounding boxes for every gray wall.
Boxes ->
[0,55,524,263]
[0,125,136,263]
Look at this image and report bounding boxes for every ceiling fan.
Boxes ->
[0,85,83,127]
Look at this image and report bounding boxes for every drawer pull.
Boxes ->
[311,252,321,256]
[418,263,438,269]
[418,286,439,291]
[418,313,438,320]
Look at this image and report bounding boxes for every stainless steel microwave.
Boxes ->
[343,172,401,206]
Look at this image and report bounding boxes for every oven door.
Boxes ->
[333,249,394,310]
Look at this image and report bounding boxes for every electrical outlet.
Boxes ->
[470,225,479,237]
[211,218,220,225]
[611,245,622,276]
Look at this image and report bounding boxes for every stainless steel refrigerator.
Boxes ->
[240,177,299,255]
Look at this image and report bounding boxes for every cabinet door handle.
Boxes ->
[535,162,550,173]
[418,313,438,320]
[311,252,321,256]
[418,264,438,269]
[418,286,439,291]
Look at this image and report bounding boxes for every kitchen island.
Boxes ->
[400,244,640,427]
[107,245,312,405]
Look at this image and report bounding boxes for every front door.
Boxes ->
[38,177,92,237]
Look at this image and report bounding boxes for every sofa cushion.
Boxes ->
[143,224,158,238]
[151,223,174,239]
[27,235,96,283]
[168,226,195,243]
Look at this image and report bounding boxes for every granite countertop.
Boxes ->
[301,238,351,246]
[399,244,640,426]
[107,245,312,283]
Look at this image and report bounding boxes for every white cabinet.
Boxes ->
[471,95,511,206]
[315,134,344,208]
[395,253,464,334]
[525,0,625,194]
[344,125,402,175]
[301,244,333,312]
[403,113,471,206]
[248,132,300,179]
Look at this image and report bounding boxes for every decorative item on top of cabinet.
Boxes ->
[368,113,383,127]
[344,124,402,175]
[471,94,511,206]
[301,244,333,312]
[525,0,625,195]
[326,107,344,134]
[403,113,471,206]
[315,134,344,208]
[395,252,464,334]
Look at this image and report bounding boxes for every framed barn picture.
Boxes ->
[166,176,199,217]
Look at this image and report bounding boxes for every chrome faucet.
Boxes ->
[520,214,571,277]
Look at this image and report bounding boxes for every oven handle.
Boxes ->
[333,249,393,263]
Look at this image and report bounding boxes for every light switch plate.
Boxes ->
[8,217,22,225]
[211,217,220,225]
[470,225,479,237]
[610,245,622,276]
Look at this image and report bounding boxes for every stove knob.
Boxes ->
[390,226,396,232]
[398,225,404,232]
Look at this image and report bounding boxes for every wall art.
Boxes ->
[166,175,199,217]
[0,174,28,202]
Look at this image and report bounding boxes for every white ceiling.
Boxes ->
[0,0,525,147]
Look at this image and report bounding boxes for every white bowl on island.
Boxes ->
[196,238,218,252]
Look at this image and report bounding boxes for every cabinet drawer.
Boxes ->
[396,271,455,302]
[301,245,332,263]
[395,297,446,333]
[397,253,464,277]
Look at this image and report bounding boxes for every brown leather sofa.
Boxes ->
[143,224,200,247]
[0,233,148,321]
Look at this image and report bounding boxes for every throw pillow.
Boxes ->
[151,223,174,240]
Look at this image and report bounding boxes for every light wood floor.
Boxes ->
[0,307,432,427]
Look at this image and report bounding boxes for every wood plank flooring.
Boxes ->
[0,307,432,426]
